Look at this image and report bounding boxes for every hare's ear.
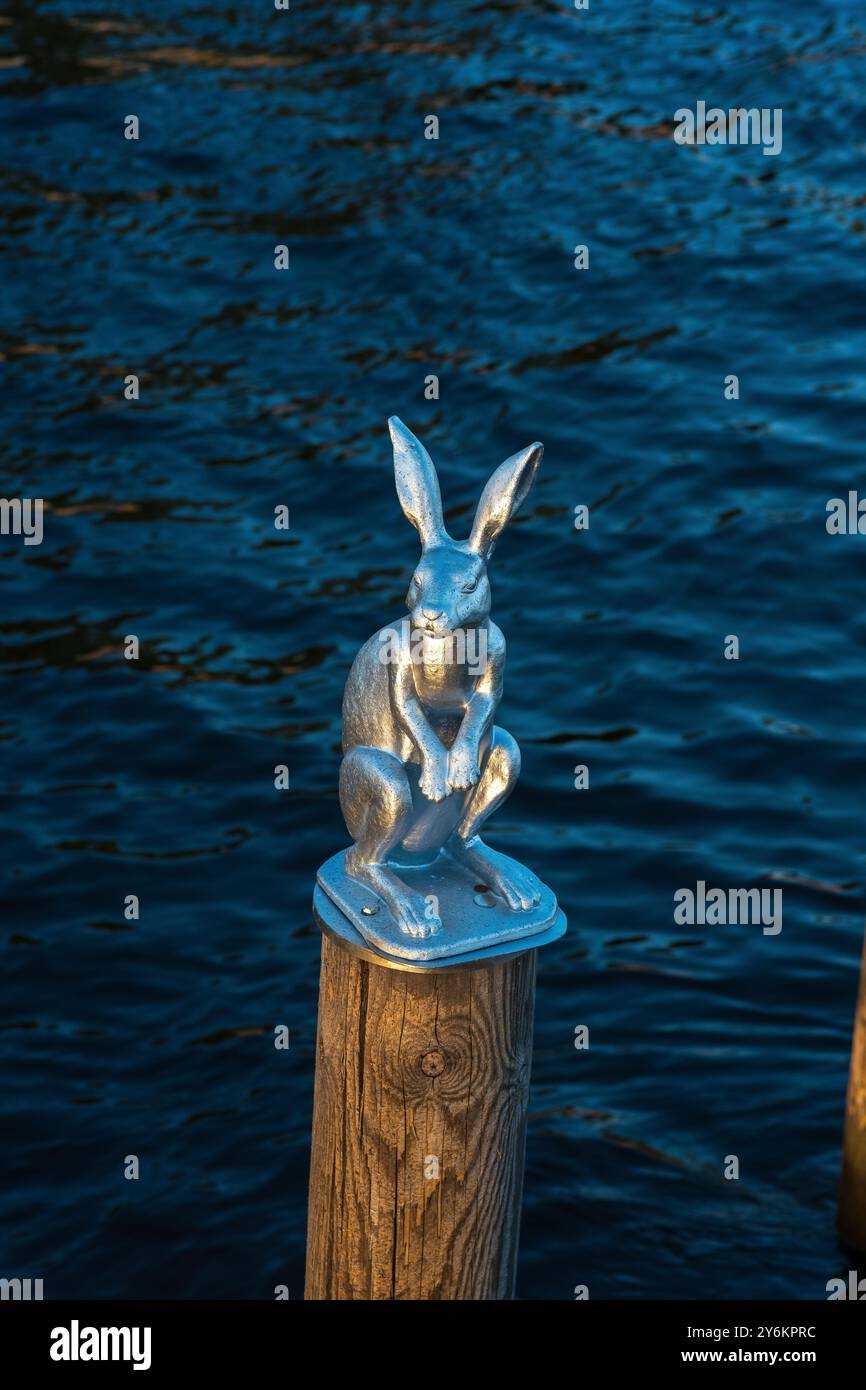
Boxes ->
[468,442,543,557]
[388,416,447,549]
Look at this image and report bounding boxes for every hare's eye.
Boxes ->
[462,578,478,594]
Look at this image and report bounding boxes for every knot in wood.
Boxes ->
[419,1048,446,1077]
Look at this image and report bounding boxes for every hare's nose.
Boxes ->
[423,607,443,621]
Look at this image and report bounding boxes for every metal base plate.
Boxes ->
[315,846,563,967]
[313,884,566,973]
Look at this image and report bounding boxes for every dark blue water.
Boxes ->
[2,0,865,1300]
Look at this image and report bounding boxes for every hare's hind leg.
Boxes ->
[340,746,441,938]
[447,727,542,911]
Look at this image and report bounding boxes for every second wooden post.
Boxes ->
[839,931,866,1250]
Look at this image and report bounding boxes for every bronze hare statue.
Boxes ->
[337,417,547,944]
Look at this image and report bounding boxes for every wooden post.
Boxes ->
[839,931,866,1249]
[304,929,536,1300]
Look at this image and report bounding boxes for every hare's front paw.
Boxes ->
[419,753,450,802]
[447,741,480,792]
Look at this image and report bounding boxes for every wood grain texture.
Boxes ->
[304,933,536,1300]
[839,931,866,1249]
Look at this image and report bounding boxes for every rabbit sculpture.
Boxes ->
[335,416,548,947]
